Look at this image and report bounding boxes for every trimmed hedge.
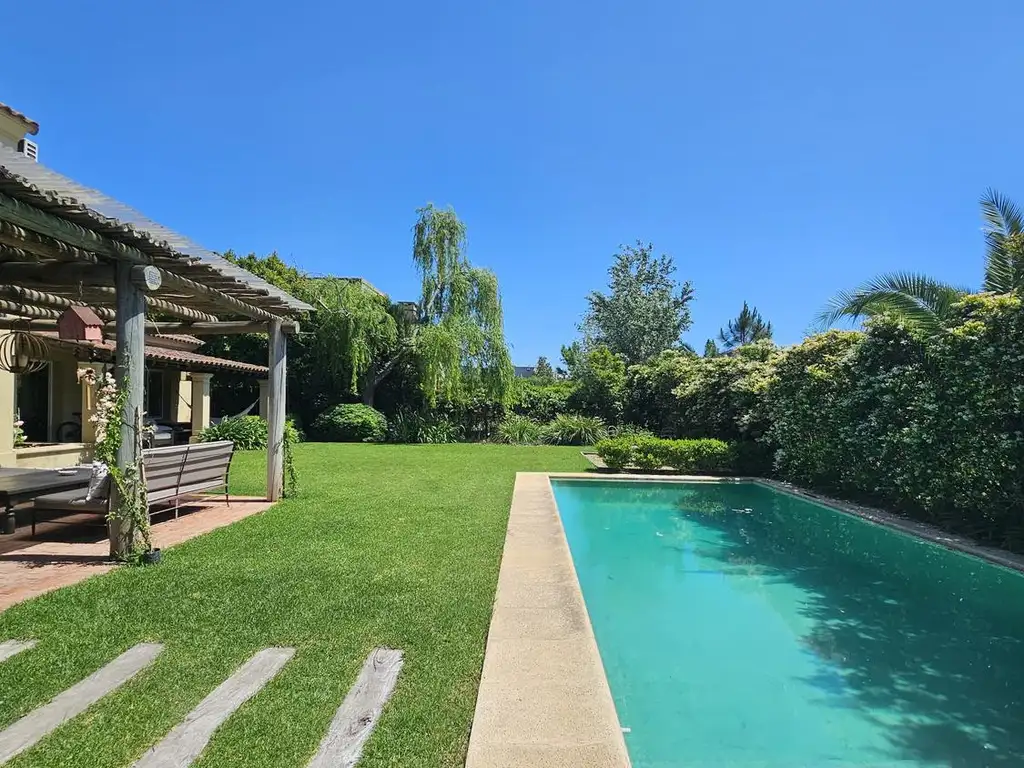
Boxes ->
[312,403,388,442]
[595,436,733,473]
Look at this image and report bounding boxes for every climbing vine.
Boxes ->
[80,367,152,560]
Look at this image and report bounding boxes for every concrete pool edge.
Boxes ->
[465,472,631,768]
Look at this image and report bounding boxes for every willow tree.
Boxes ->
[358,204,514,406]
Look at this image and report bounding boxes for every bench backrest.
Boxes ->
[140,440,234,498]
[178,441,233,491]
[142,444,191,496]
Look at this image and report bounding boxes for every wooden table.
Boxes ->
[0,467,91,534]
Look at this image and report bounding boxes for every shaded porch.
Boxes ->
[0,496,273,612]
[0,111,310,555]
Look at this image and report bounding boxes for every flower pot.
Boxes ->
[142,548,161,565]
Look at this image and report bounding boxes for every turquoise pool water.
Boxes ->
[551,479,1024,768]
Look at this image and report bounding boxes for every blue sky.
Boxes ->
[5,0,1022,364]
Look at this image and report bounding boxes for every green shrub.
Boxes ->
[511,378,577,422]
[594,436,732,473]
[542,414,608,446]
[386,409,462,444]
[312,404,387,442]
[660,438,732,473]
[610,423,655,440]
[198,416,268,450]
[496,414,544,445]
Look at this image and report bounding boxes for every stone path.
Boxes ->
[307,648,404,768]
[0,639,35,663]
[0,643,164,764]
[0,497,273,613]
[132,647,295,768]
[0,643,405,766]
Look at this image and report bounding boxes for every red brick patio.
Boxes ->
[0,497,273,612]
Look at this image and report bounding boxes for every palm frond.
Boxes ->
[981,188,1024,292]
[815,272,968,335]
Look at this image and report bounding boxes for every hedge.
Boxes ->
[595,437,733,473]
[766,295,1024,549]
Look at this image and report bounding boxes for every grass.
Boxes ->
[0,443,590,767]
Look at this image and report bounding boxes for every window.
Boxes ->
[145,370,164,420]
[15,365,51,443]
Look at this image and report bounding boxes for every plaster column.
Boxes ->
[172,372,192,423]
[0,364,16,468]
[190,372,213,438]
[78,364,100,445]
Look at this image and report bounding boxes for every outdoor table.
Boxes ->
[0,467,91,534]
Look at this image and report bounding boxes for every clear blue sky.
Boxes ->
[6,1,1022,364]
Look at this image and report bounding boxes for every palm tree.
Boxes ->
[817,189,1023,334]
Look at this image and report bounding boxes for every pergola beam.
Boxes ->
[0,318,299,335]
[0,192,282,322]
[0,264,220,322]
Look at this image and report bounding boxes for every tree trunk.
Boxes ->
[360,354,402,409]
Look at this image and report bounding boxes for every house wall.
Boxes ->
[16,443,90,468]
[0,112,27,149]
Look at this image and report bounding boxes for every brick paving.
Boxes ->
[0,497,273,613]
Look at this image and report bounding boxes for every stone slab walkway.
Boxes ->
[465,473,630,768]
[0,497,273,613]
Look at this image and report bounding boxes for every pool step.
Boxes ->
[132,647,295,768]
[0,640,36,664]
[0,643,164,765]
[306,648,404,768]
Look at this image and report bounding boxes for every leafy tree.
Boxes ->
[533,356,555,383]
[817,189,1024,334]
[366,203,513,407]
[567,345,627,424]
[703,339,720,357]
[559,341,583,377]
[718,301,773,350]
[582,241,695,364]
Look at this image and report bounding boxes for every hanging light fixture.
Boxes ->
[0,331,49,374]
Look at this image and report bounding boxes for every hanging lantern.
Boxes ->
[0,331,49,374]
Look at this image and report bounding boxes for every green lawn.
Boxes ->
[0,444,590,768]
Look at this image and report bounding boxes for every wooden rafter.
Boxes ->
[0,192,286,321]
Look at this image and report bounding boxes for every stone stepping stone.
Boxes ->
[0,640,36,664]
[306,648,404,768]
[132,647,295,768]
[0,643,164,765]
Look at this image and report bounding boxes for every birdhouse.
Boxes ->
[57,306,104,342]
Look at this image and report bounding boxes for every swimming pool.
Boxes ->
[551,479,1024,768]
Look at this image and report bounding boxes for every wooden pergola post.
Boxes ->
[266,319,287,501]
[112,262,147,557]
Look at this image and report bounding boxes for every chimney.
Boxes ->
[0,101,40,157]
[57,307,104,342]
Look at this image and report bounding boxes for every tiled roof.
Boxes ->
[0,102,39,135]
[37,333,268,375]
[0,145,313,316]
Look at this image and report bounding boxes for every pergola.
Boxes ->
[0,144,311,543]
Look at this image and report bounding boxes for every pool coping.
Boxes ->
[467,471,1024,768]
[465,472,632,768]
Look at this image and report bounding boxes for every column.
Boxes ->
[113,261,146,557]
[78,364,100,445]
[190,372,212,438]
[266,320,286,501]
[0,365,15,467]
[258,379,270,420]
[172,372,191,423]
